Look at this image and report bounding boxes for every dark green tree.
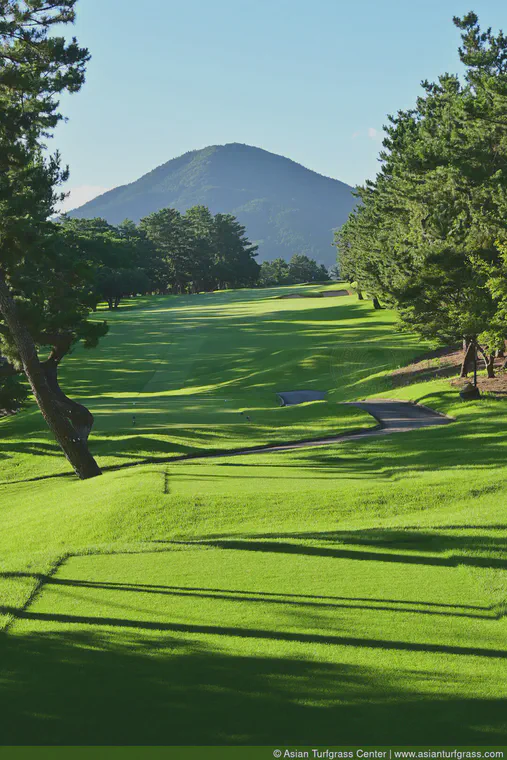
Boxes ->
[258,258,291,287]
[0,1,105,479]
[183,206,216,292]
[212,213,259,289]
[117,219,162,290]
[139,208,194,294]
[1,222,108,443]
[335,13,507,372]
[0,358,29,411]
[288,253,330,284]
[58,216,152,309]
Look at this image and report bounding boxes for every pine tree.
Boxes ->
[0,1,103,479]
[336,12,507,368]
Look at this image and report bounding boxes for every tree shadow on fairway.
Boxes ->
[0,628,505,745]
[103,389,506,482]
[54,298,420,403]
[0,572,495,622]
[170,526,507,573]
[0,440,61,459]
[4,606,506,658]
[0,290,452,484]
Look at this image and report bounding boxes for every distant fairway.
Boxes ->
[1,285,506,745]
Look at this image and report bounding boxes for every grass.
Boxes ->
[6,548,506,745]
[1,285,506,745]
[1,284,415,482]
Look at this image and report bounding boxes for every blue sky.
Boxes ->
[54,0,507,211]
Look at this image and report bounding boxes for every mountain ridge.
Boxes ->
[69,143,357,266]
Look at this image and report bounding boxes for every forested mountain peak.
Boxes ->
[69,143,356,266]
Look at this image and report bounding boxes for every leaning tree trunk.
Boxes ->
[485,353,496,379]
[372,296,382,310]
[42,356,95,443]
[357,290,364,301]
[0,274,102,479]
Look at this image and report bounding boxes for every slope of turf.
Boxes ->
[1,287,506,745]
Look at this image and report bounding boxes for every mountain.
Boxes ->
[69,143,357,267]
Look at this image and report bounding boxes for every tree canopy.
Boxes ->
[335,12,507,375]
[258,254,330,287]
[139,206,260,293]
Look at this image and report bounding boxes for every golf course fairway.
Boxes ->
[1,285,506,745]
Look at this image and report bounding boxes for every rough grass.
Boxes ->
[1,286,506,745]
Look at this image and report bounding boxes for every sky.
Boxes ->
[53,0,507,212]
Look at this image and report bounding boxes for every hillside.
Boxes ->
[69,143,357,267]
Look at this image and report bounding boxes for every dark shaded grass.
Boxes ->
[0,629,505,745]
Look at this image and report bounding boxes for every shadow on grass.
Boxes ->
[2,606,505,659]
[92,392,504,481]
[0,573,493,621]
[13,298,420,406]
[2,392,505,487]
[161,526,507,573]
[194,539,507,571]
[0,628,505,745]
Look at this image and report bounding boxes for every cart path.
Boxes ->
[0,401,453,486]
[209,399,453,458]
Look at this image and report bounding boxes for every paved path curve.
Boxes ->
[0,400,454,486]
[220,400,453,458]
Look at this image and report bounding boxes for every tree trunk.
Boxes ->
[42,356,95,442]
[357,290,364,300]
[477,344,496,379]
[0,274,101,479]
[460,338,476,378]
[372,296,382,309]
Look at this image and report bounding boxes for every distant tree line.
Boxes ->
[57,206,260,309]
[138,206,260,294]
[258,254,330,287]
[335,12,507,378]
[57,217,332,309]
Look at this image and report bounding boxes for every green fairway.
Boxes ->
[0,285,425,483]
[1,286,506,745]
